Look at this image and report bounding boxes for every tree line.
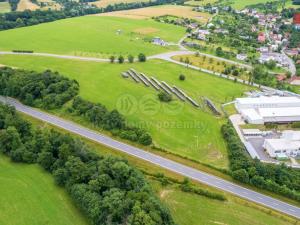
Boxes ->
[0,102,175,225]
[69,96,152,146]
[222,122,300,202]
[0,67,79,109]
[0,0,184,31]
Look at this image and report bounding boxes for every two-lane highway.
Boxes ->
[1,96,300,220]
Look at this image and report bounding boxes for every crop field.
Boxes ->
[184,0,217,6]
[17,0,39,11]
[0,155,88,225]
[100,5,211,23]
[89,0,148,8]
[0,54,254,168]
[0,1,10,13]
[152,181,296,225]
[0,16,185,57]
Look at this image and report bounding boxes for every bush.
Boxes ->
[138,53,146,62]
[179,74,186,81]
[118,55,124,64]
[158,92,172,102]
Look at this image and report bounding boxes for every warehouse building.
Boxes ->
[235,96,300,124]
[235,96,300,111]
[264,130,300,158]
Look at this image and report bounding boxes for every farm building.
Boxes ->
[152,37,168,46]
[235,96,300,124]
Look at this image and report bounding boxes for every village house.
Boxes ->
[258,32,266,43]
[152,37,168,46]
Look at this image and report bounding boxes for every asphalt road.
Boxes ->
[1,96,300,220]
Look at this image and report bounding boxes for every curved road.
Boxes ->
[1,96,299,219]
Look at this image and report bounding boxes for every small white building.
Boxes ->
[152,37,168,46]
[236,54,248,61]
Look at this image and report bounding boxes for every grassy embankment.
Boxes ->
[0,155,89,225]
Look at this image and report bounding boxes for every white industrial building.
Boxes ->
[235,96,300,124]
[263,130,300,158]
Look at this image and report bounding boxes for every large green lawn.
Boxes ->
[0,16,185,57]
[0,155,89,225]
[151,181,296,225]
[0,55,253,168]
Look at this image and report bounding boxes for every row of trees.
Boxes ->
[69,96,152,146]
[0,0,184,31]
[222,122,300,201]
[109,53,146,63]
[0,67,79,109]
[0,103,175,225]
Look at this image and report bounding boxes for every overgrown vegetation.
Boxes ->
[222,122,300,202]
[0,102,175,225]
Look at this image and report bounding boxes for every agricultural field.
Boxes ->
[0,16,185,57]
[17,0,39,11]
[0,1,10,13]
[0,54,254,168]
[0,155,88,225]
[184,0,217,6]
[152,181,296,225]
[100,5,212,23]
[89,0,148,8]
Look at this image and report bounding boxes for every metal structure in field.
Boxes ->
[204,97,221,115]
[121,69,200,108]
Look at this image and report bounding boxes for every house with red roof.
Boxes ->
[258,32,266,43]
[294,13,300,30]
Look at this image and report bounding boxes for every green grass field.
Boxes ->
[151,181,296,225]
[0,155,89,225]
[0,1,10,13]
[227,0,299,10]
[184,0,217,6]
[0,54,253,168]
[0,16,185,57]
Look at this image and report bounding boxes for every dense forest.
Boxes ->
[0,102,175,225]
[0,67,153,146]
[0,0,184,31]
[0,67,79,109]
[222,122,300,202]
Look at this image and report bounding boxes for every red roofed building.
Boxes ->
[258,32,266,43]
[294,13,300,30]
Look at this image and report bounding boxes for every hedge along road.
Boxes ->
[1,96,299,220]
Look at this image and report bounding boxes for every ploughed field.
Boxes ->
[0,16,185,57]
[0,155,88,225]
[0,54,253,168]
